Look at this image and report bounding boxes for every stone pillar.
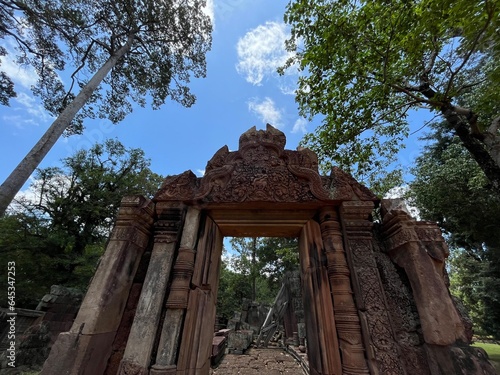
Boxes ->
[299,219,342,375]
[319,207,370,375]
[340,201,405,375]
[40,195,155,375]
[381,200,466,346]
[175,214,223,375]
[149,207,202,375]
[118,205,195,375]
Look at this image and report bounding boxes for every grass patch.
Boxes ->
[473,342,500,371]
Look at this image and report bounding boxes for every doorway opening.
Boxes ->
[213,236,308,371]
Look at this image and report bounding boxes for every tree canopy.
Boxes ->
[0,0,212,215]
[0,139,163,308]
[216,237,299,320]
[282,0,500,192]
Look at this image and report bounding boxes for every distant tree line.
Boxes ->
[0,139,163,308]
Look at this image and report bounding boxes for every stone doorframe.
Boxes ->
[40,125,469,375]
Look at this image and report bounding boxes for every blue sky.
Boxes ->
[0,0,430,198]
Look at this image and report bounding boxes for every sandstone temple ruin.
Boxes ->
[40,125,496,375]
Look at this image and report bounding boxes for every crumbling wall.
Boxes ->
[0,285,82,373]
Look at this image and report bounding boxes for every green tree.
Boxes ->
[0,0,212,215]
[258,237,299,286]
[282,0,500,192]
[0,3,17,105]
[409,125,500,338]
[216,257,254,320]
[0,139,163,308]
[224,237,299,301]
[229,237,262,301]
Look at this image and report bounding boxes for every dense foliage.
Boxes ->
[0,139,163,308]
[0,0,212,215]
[283,0,500,192]
[409,125,500,338]
[216,237,299,320]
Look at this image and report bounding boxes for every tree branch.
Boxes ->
[64,40,96,106]
[444,6,494,97]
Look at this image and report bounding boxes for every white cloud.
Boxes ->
[196,169,205,176]
[236,21,293,86]
[0,54,37,89]
[14,92,51,123]
[292,118,308,134]
[278,81,297,96]
[2,91,52,129]
[384,185,420,219]
[203,0,215,27]
[248,97,283,128]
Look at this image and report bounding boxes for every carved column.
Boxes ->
[340,201,406,375]
[118,203,189,375]
[40,195,155,375]
[319,207,370,374]
[299,219,342,375]
[150,207,203,375]
[175,214,223,375]
[381,201,466,346]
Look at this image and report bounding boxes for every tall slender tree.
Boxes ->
[0,0,212,215]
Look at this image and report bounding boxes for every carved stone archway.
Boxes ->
[40,125,495,375]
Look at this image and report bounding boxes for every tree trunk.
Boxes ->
[0,35,135,216]
[441,108,500,193]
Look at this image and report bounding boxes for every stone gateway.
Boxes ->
[40,125,496,375]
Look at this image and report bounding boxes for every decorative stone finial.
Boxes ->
[238,124,286,155]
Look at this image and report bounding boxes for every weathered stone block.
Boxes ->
[149,365,177,375]
[215,328,232,337]
[227,330,253,354]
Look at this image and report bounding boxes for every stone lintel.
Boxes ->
[341,201,375,218]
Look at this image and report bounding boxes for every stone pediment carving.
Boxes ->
[154,124,378,204]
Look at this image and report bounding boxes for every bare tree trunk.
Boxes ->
[0,35,134,216]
